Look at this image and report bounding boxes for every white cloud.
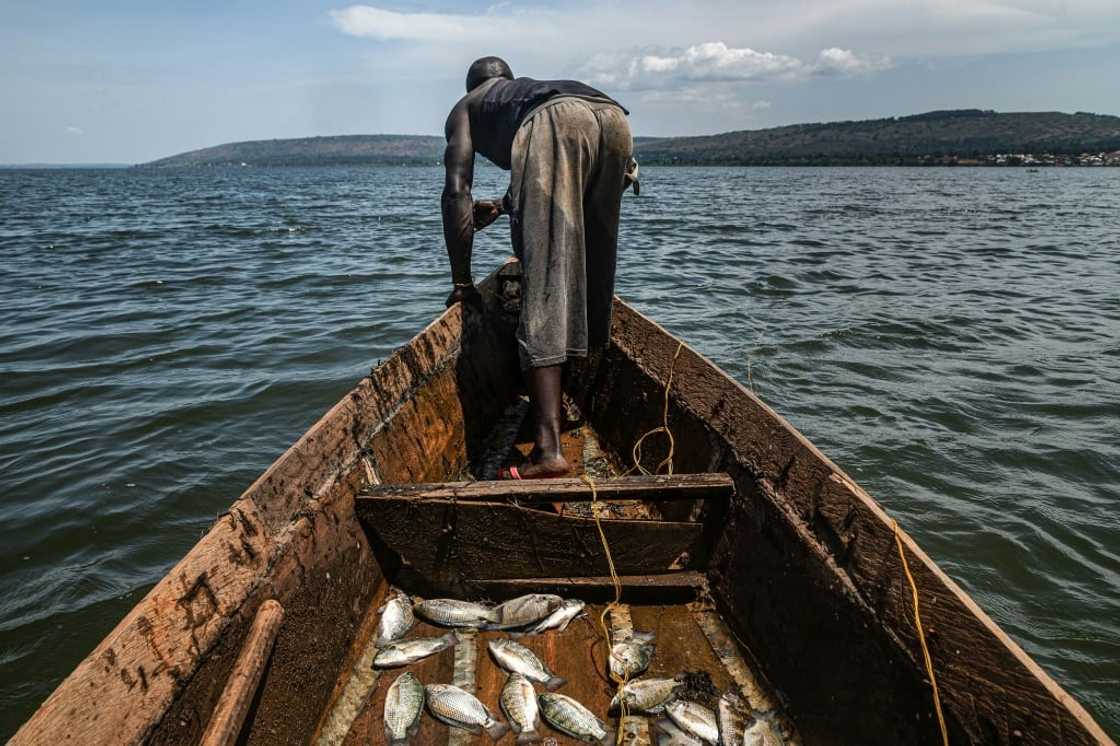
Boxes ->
[329,4,552,44]
[584,42,891,90]
[65,126,83,136]
[815,47,892,75]
[752,100,772,110]
[328,1,1120,65]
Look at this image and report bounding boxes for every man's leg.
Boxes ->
[521,364,567,476]
[504,99,598,478]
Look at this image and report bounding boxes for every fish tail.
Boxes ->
[516,729,541,744]
[443,630,461,646]
[599,726,617,745]
[545,675,567,691]
[485,720,510,740]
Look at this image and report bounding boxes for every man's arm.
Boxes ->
[441,102,476,302]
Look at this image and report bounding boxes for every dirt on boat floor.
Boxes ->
[335,598,795,746]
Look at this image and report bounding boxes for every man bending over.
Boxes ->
[441,56,634,479]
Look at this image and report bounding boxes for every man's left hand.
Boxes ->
[472,199,503,231]
[445,283,483,309]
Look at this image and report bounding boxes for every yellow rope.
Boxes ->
[893,519,949,746]
[626,342,684,476]
[582,474,630,745]
[582,344,685,744]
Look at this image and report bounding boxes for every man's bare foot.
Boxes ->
[499,454,570,480]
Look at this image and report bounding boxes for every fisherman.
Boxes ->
[441,56,635,479]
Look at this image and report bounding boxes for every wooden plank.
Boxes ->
[356,498,705,586]
[447,631,479,746]
[463,572,707,604]
[576,298,1114,746]
[359,473,734,504]
[200,600,285,746]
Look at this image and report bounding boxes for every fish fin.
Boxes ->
[485,720,511,740]
[632,630,656,643]
[545,675,567,691]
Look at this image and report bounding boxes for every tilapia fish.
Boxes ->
[376,587,415,647]
[653,718,705,746]
[717,692,748,746]
[383,672,424,744]
[488,638,566,690]
[609,630,656,679]
[539,692,612,744]
[425,683,509,740]
[373,632,458,668]
[665,700,719,745]
[414,598,499,627]
[743,718,783,746]
[610,677,682,715]
[489,593,564,630]
[523,598,586,635]
[500,672,540,743]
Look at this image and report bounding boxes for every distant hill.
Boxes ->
[633,109,1120,165]
[142,134,446,168]
[140,110,1120,168]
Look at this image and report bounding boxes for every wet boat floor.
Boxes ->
[338,600,790,745]
[330,400,796,744]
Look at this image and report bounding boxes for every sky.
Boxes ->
[2,0,1119,163]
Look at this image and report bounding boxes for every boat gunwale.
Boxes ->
[596,296,1112,745]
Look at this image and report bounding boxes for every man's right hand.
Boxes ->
[472,199,503,231]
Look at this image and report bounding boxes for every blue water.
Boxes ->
[1,166,1117,738]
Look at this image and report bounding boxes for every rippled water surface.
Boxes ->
[1,166,1118,738]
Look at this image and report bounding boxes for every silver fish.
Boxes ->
[383,672,424,744]
[742,718,783,746]
[425,683,509,740]
[717,692,748,746]
[373,632,458,668]
[538,692,612,744]
[666,700,719,745]
[654,717,705,745]
[523,598,586,635]
[490,593,564,629]
[500,672,541,743]
[610,677,682,715]
[414,598,499,627]
[488,638,566,690]
[609,630,655,679]
[376,587,415,647]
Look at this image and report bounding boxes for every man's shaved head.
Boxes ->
[466,56,513,92]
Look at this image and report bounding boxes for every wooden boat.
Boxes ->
[13,259,1111,745]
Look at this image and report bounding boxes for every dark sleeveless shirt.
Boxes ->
[470,77,626,170]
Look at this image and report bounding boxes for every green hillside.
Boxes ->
[140,110,1120,168]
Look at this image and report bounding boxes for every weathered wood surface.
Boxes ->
[570,298,1112,745]
[13,267,522,745]
[356,496,705,586]
[200,600,285,746]
[360,472,734,503]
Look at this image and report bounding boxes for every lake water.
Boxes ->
[1,166,1117,738]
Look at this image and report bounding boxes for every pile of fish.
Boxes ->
[370,588,784,745]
